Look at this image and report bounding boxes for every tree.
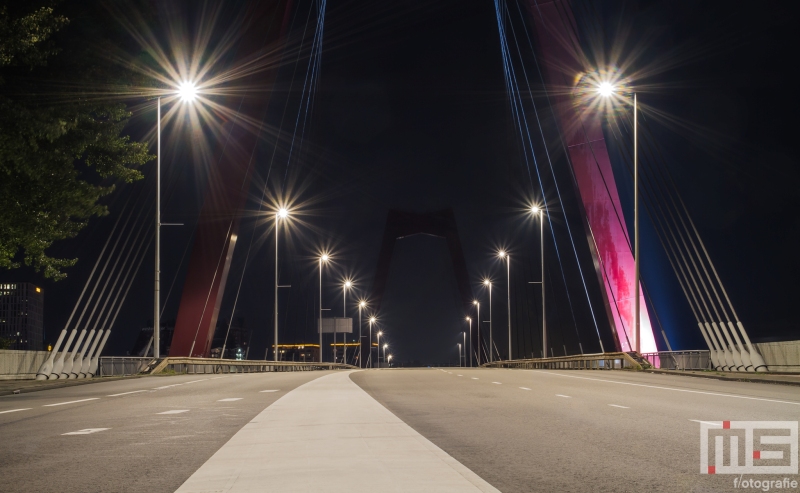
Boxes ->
[0,1,153,280]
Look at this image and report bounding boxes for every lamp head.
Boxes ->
[369,317,376,323]
[473,300,478,305]
[277,208,289,219]
[597,81,615,98]
[483,279,491,286]
[320,253,329,262]
[383,344,388,349]
[344,280,352,288]
[466,316,471,322]
[531,205,541,215]
[359,300,367,308]
[177,80,198,103]
[377,331,382,337]
[498,250,507,259]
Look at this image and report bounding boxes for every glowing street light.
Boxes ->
[497,251,511,360]
[383,343,388,367]
[318,252,330,363]
[369,317,377,368]
[358,300,367,368]
[595,79,641,353]
[387,354,393,367]
[457,343,462,367]
[529,205,546,358]
[376,330,383,368]
[273,207,290,361]
[465,316,472,367]
[483,279,493,362]
[342,279,354,364]
[162,82,201,359]
[472,300,480,364]
[177,80,198,103]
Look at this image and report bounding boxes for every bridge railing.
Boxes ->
[150,357,355,375]
[481,352,645,370]
[97,357,355,377]
[640,351,711,371]
[98,357,153,377]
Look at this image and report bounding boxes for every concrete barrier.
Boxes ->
[0,350,55,380]
[755,341,800,373]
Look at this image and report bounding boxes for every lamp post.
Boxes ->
[156,82,198,359]
[358,301,367,368]
[342,280,352,364]
[383,343,388,368]
[318,253,329,363]
[462,331,466,366]
[274,207,289,361]
[369,317,376,368]
[387,354,392,367]
[472,300,480,364]
[376,331,382,368]
[498,251,511,360]
[457,343,462,367]
[465,317,472,367]
[483,279,493,362]
[530,205,546,358]
[597,82,639,353]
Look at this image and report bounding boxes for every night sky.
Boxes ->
[2,0,797,365]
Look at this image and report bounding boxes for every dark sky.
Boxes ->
[3,0,798,364]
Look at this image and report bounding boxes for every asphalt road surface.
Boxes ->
[1,368,799,492]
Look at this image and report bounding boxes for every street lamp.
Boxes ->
[457,343,462,367]
[461,331,466,366]
[465,317,472,367]
[472,300,480,364]
[358,300,367,368]
[597,82,640,353]
[387,354,392,367]
[376,331,383,368]
[342,279,353,364]
[273,207,289,361]
[483,279,493,362]
[530,205,546,358]
[369,317,377,368]
[498,251,511,360]
[383,343,388,368]
[318,253,330,363]
[160,81,198,358]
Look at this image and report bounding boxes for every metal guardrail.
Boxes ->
[641,351,711,371]
[98,357,355,376]
[98,357,153,377]
[151,357,355,375]
[482,352,645,370]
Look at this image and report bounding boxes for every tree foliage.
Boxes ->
[0,1,152,280]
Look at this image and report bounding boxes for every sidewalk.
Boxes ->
[175,371,499,493]
[644,369,800,387]
[0,375,145,396]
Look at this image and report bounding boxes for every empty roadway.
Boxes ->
[1,368,798,492]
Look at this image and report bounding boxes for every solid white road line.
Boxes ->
[218,398,242,402]
[608,404,629,409]
[689,420,722,426]
[174,371,500,493]
[260,390,279,393]
[157,410,189,415]
[43,398,99,407]
[538,371,800,406]
[0,408,31,414]
[519,387,531,391]
[555,394,571,398]
[107,390,148,397]
[62,428,109,435]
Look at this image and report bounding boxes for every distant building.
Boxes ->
[0,283,44,350]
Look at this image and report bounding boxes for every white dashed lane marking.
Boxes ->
[108,390,148,397]
[0,408,31,414]
[62,428,109,435]
[608,404,629,409]
[471,377,479,380]
[43,398,99,407]
[689,420,722,426]
[157,410,189,415]
[492,382,502,385]
[260,390,280,393]
[555,394,571,398]
[519,387,531,391]
[218,398,243,402]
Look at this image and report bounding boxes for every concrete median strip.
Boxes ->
[174,371,501,493]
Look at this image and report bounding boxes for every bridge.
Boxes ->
[1,0,798,491]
